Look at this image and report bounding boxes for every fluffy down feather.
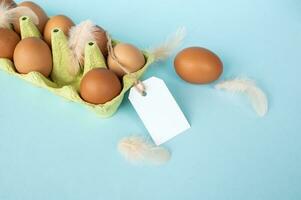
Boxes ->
[149,27,186,61]
[215,78,268,117]
[0,2,39,29]
[118,136,171,165]
[68,20,100,74]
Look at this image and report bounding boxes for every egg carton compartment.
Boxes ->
[0,16,155,118]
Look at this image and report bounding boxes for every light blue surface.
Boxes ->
[0,0,300,199]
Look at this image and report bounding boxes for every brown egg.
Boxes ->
[108,43,145,77]
[14,37,52,77]
[0,28,20,60]
[80,68,122,104]
[13,1,48,34]
[43,15,74,46]
[94,26,108,57]
[174,47,223,84]
[0,0,16,7]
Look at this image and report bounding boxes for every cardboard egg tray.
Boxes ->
[0,16,155,117]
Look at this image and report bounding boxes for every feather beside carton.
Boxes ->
[215,77,268,117]
[149,27,186,61]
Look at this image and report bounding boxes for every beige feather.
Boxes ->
[118,136,171,165]
[68,20,99,74]
[149,27,186,61]
[215,78,268,117]
[0,3,39,29]
[0,2,11,28]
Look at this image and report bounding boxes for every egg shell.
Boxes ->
[94,26,108,57]
[13,1,48,34]
[43,15,74,46]
[108,43,145,77]
[80,68,122,104]
[174,47,223,84]
[0,28,20,60]
[13,37,52,77]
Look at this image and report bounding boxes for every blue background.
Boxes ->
[0,0,300,199]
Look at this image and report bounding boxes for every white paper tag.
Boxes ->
[129,77,190,145]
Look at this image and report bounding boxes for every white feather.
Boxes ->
[215,78,268,117]
[68,20,99,74]
[0,2,13,28]
[118,136,171,165]
[149,27,186,61]
[7,6,39,24]
[0,3,39,29]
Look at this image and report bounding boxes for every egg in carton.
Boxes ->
[0,16,155,118]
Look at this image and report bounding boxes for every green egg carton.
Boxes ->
[0,16,155,118]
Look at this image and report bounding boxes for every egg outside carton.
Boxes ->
[0,16,155,118]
